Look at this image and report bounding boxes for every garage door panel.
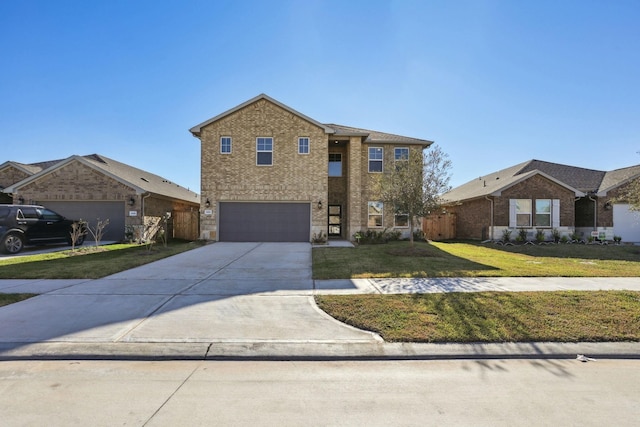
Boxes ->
[219,202,310,242]
[613,204,640,243]
[42,201,125,242]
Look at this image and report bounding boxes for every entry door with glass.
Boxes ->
[328,205,342,237]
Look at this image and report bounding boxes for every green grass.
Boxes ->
[0,293,37,307]
[0,240,206,279]
[313,240,640,279]
[315,291,640,342]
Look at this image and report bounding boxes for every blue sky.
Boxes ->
[1,0,638,193]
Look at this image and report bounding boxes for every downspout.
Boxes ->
[141,192,151,222]
[485,196,494,241]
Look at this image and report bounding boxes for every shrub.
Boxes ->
[552,228,561,243]
[354,229,400,244]
[535,229,546,243]
[312,231,327,244]
[413,230,425,242]
[516,228,528,243]
[501,229,512,243]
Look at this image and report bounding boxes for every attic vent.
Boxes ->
[140,177,150,182]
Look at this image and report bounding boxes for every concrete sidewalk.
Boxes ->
[1,242,639,360]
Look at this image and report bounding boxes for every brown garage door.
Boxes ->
[219,202,310,242]
[42,201,125,242]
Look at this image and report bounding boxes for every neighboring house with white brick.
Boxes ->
[190,94,433,242]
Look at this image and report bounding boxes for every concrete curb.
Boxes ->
[1,341,639,361]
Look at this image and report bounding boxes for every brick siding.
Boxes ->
[199,98,328,240]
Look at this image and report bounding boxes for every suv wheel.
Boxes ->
[68,235,85,246]
[1,232,24,254]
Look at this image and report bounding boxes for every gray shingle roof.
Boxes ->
[189,94,433,147]
[517,160,605,193]
[325,124,433,146]
[599,164,640,194]
[442,159,640,203]
[3,154,199,203]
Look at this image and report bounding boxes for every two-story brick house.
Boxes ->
[190,94,433,242]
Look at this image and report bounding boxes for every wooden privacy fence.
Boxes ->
[422,213,456,241]
[173,210,199,240]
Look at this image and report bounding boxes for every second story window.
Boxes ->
[257,137,273,166]
[298,137,309,154]
[394,147,409,162]
[368,147,383,172]
[329,153,342,177]
[221,137,232,154]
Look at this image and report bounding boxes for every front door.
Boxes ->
[328,205,342,237]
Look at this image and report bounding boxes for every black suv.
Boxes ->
[0,204,87,254]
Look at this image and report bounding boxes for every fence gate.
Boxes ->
[173,210,199,240]
[422,213,456,241]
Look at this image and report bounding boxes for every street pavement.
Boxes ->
[1,242,639,360]
[2,359,639,426]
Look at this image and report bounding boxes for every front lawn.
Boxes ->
[315,291,640,342]
[313,241,640,279]
[0,240,205,279]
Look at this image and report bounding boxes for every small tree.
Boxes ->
[616,177,640,211]
[69,219,87,251]
[376,144,452,246]
[87,218,110,247]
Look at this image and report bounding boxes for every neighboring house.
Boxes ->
[441,159,640,243]
[1,154,199,241]
[189,93,433,242]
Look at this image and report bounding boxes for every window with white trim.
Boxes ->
[368,201,383,227]
[220,137,232,154]
[368,147,383,172]
[516,199,532,227]
[298,137,309,154]
[256,137,273,165]
[535,199,551,227]
[509,198,560,228]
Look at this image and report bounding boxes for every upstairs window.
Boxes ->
[329,153,342,177]
[220,137,232,154]
[368,147,383,172]
[298,137,309,154]
[256,137,273,166]
[394,147,409,162]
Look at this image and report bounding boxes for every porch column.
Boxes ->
[348,136,362,240]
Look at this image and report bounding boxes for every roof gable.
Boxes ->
[189,93,334,137]
[598,164,640,195]
[3,154,199,203]
[517,160,605,193]
[442,160,586,203]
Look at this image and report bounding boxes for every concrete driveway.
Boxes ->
[0,242,380,358]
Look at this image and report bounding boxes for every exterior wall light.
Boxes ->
[205,199,211,208]
[128,197,135,206]
[318,200,322,210]
[18,196,25,204]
